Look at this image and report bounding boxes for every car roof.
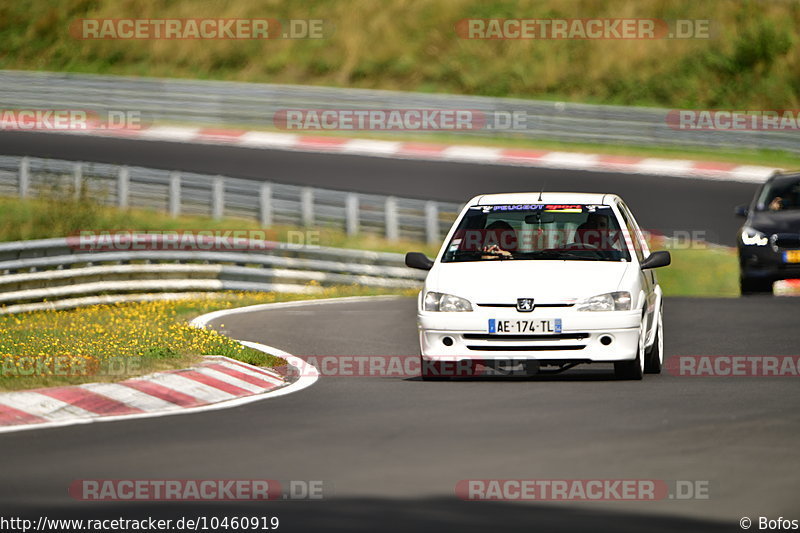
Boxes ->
[472,192,618,205]
[768,171,800,184]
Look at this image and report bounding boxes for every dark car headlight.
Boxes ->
[740,227,769,247]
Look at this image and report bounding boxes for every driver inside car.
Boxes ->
[481,220,517,259]
[574,213,613,249]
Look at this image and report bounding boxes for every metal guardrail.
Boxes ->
[0,155,463,244]
[1,70,797,153]
[0,235,425,314]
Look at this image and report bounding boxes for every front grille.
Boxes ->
[773,233,800,249]
[463,333,589,341]
[467,345,586,351]
[477,303,575,308]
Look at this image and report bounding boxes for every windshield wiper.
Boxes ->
[527,251,602,261]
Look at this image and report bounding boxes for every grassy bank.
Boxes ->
[655,244,739,297]
[0,286,415,391]
[0,196,441,257]
[1,0,797,109]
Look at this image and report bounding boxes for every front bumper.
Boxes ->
[418,309,641,363]
[738,244,800,281]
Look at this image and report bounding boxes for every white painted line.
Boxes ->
[342,139,403,155]
[138,126,200,142]
[239,340,319,400]
[539,151,601,168]
[635,158,696,176]
[189,294,403,328]
[214,360,285,385]
[0,391,95,421]
[194,367,266,394]
[238,131,300,148]
[441,146,504,161]
[147,373,235,403]
[728,165,777,183]
[775,280,800,297]
[80,383,180,412]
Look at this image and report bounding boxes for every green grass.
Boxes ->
[654,244,739,297]
[1,0,798,109]
[0,195,441,257]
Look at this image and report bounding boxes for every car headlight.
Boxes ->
[424,292,473,312]
[740,227,769,246]
[576,291,632,312]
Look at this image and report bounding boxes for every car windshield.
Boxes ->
[756,178,800,212]
[441,204,631,263]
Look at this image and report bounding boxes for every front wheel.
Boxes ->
[740,277,773,295]
[420,356,449,381]
[644,306,663,374]
[615,319,645,380]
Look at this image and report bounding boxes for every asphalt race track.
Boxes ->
[0,296,798,532]
[0,131,759,245]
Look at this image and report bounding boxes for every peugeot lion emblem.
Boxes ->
[516,298,535,312]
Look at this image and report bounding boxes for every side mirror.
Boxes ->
[640,250,671,270]
[405,252,434,271]
[735,205,749,217]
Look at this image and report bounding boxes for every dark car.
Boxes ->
[736,171,800,294]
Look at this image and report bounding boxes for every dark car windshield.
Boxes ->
[441,204,631,263]
[756,177,800,212]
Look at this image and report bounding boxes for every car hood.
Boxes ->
[425,260,632,303]
[749,210,800,234]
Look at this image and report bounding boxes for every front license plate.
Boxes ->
[488,318,562,334]
[784,250,800,263]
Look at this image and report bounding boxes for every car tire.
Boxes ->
[615,319,645,380]
[420,356,448,381]
[644,306,663,374]
[740,277,773,295]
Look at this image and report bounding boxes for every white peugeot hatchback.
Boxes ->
[405,192,670,380]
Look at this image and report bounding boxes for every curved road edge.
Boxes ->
[188,295,408,396]
[0,297,356,434]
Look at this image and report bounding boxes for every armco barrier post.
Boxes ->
[346,193,359,237]
[301,187,314,227]
[19,157,29,198]
[212,176,224,220]
[425,201,439,245]
[169,171,181,218]
[385,197,399,242]
[260,182,273,227]
[117,166,129,208]
[73,162,83,200]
